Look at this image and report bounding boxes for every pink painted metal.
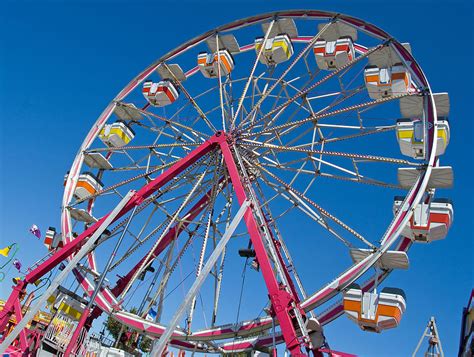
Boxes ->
[85,179,227,326]
[1,10,441,354]
[12,299,28,353]
[217,133,308,356]
[0,137,218,349]
[2,132,309,355]
[64,306,90,357]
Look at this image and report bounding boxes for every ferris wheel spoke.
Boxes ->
[322,125,396,144]
[236,72,278,128]
[238,140,417,165]
[86,143,199,155]
[213,34,234,131]
[232,20,276,128]
[161,62,218,133]
[210,200,233,326]
[240,41,386,135]
[312,86,365,115]
[255,163,375,249]
[238,21,335,130]
[258,175,354,249]
[243,92,413,139]
[187,194,217,332]
[258,161,402,189]
[119,101,210,140]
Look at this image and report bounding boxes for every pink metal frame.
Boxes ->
[0,10,440,355]
[0,132,310,356]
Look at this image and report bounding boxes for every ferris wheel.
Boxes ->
[0,10,454,356]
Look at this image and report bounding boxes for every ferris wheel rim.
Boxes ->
[58,9,441,352]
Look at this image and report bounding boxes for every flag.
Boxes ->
[146,307,157,321]
[12,259,22,271]
[29,224,41,239]
[0,245,11,257]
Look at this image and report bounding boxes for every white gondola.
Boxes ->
[156,63,187,82]
[255,34,294,65]
[350,249,409,270]
[364,64,411,100]
[314,37,355,70]
[306,317,324,349]
[396,119,450,158]
[397,166,453,189]
[142,80,180,107]
[344,285,406,333]
[99,120,135,147]
[262,18,298,38]
[397,93,451,158]
[69,207,98,224]
[83,152,113,170]
[314,22,357,70]
[393,197,454,242]
[197,49,235,78]
[365,42,411,99]
[74,172,103,200]
[114,103,142,121]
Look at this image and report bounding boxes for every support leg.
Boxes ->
[218,136,308,356]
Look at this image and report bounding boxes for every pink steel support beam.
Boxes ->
[0,138,218,343]
[1,132,308,356]
[13,299,28,353]
[264,216,301,305]
[0,283,25,340]
[217,133,308,356]
[86,179,227,325]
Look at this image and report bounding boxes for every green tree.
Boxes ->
[139,336,152,353]
[105,315,123,341]
[105,307,138,346]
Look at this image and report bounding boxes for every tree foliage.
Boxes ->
[105,307,153,354]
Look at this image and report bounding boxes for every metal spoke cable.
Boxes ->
[253,166,354,248]
[187,155,223,331]
[238,140,417,165]
[239,37,386,135]
[232,20,275,128]
[238,20,335,129]
[119,101,210,140]
[256,163,375,248]
[162,63,217,133]
[108,162,221,272]
[242,92,413,138]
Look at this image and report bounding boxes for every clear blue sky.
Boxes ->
[0,0,472,356]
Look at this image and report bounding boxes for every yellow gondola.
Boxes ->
[254,34,293,65]
[99,120,135,147]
